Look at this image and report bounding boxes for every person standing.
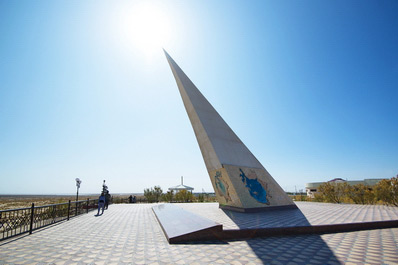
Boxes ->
[97,192,105,215]
[105,191,111,210]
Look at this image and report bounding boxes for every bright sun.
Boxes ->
[119,2,172,58]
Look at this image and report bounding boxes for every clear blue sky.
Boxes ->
[1,0,397,195]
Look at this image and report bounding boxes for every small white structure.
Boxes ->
[168,176,194,192]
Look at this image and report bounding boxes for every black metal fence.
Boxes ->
[0,199,100,241]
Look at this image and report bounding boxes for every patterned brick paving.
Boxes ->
[0,203,397,264]
[178,202,398,229]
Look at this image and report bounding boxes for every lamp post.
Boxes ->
[75,178,82,202]
[102,180,108,193]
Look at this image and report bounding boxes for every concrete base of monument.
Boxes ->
[219,204,298,213]
[153,202,398,244]
[152,204,223,243]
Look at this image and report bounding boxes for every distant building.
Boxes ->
[305,178,386,198]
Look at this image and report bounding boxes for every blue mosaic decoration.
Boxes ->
[214,171,231,202]
[240,168,268,204]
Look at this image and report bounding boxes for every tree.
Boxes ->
[153,186,163,202]
[374,176,398,206]
[198,193,205,202]
[175,190,193,202]
[317,182,346,203]
[144,186,163,203]
[345,184,375,205]
[313,192,324,202]
[162,190,173,202]
[144,188,155,203]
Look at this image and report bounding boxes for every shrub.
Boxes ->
[374,177,398,206]
[198,193,205,202]
[144,186,163,203]
[175,190,193,202]
[317,182,347,203]
[345,184,375,205]
[162,191,173,202]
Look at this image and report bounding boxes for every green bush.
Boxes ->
[144,186,163,203]
[345,184,375,205]
[197,193,205,202]
[161,191,173,202]
[314,175,397,205]
[374,177,398,206]
[317,182,347,203]
[175,190,193,202]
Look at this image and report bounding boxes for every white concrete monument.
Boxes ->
[164,50,297,212]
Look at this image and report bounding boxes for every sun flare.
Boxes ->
[120,3,172,58]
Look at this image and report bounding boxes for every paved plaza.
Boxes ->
[178,202,398,229]
[1,202,398,264]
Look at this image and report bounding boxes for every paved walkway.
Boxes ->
[0,203,398,264]
[178,202,398,229]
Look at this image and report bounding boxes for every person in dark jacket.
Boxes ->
[105,191,111,210]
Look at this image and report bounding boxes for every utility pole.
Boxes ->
[75,178,82,201]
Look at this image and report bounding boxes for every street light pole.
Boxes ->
[75,178,82,201]
[102,180,108,193]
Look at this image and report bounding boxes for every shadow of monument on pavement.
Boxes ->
[220,207,341,264]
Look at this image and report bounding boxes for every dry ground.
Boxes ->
[0,195,132,210]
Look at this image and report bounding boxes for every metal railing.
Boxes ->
[0,199,100,241]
